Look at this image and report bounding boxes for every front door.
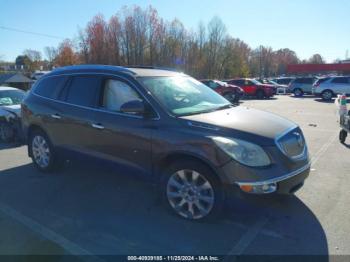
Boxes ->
[91,77,154,175]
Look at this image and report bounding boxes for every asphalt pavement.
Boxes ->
[0,95,349,260]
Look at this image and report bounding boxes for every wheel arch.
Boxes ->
[155,152,226,184]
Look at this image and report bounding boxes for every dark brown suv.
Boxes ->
[21,65,310,220]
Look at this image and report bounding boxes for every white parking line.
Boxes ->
[310,131,338,166]
[0,202,104,262]
[224,216,269,259]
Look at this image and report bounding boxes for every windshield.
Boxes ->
[0,89,26,106]
[214,80,229,86]
[139,76,232,116]
[268,80,279,85]
[251,79,262,85]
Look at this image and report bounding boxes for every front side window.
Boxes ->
[332,77,348,84]
[139,76,230,116]
[0,89,26,105]
[65,76,101,107]
[101,79,142,113]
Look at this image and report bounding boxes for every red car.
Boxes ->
[226,78,275,99]
[200,79,244,103]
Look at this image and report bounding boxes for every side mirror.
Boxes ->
[120,100,145,115]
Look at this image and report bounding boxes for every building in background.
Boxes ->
[287,63,350,76]
[0,73,33,90]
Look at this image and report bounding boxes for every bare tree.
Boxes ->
[44,46,57,68]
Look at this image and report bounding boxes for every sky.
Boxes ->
[0,0,349,63]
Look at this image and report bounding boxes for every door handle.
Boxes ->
[92,123,104,130]
[51,114,61,119]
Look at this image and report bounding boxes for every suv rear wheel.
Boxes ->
[29,129,62,172]
[293,88,303,97]
[321,90,333,101]
[162,160,224,220]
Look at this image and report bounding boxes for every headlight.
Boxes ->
[212,137,271,167]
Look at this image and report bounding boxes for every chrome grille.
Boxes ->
[277,128,306,159]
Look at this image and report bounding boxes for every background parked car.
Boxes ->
[226,78,275,99]
[271,77,295,86]
[288,77,316,96]
[31,71,50,81]
[314,76,350,100]
[200,79,244,103]
[0,86,26,142]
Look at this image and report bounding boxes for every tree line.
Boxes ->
[15,5,326,78]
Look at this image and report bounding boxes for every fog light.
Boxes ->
[239,183,277,194]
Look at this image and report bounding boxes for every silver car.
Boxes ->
[314,76,350,100]
[288,77,316,96]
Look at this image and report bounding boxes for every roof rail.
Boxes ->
[52,64,136,75]
[126,65,180,72]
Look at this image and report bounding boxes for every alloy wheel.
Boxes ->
[166,169,215,219]
[32,135,51,168]
[322,91,332,100]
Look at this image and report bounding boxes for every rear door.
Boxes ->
[331,77,350,94]
[300,78,314,93]
[58,74,102,152]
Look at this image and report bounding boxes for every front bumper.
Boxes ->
[235,163,310,194]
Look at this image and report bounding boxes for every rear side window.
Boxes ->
[65,75,102,107]
[34,76,68,99]
[331,77,349,84]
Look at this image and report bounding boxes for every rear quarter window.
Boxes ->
[33,76,68,99]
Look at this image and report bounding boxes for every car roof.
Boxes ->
[0,86,20,91]
[48,65,185,78]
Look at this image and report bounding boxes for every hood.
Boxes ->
[0,105,21,117]
[181,106,297,143]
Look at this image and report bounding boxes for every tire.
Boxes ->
[339,130,347,144]
[256,90,265,99]
[161,160,224,221]
[0,121,14,143]
[223,92,237,103]
[321,90,333,101]
[29,129,62,172]
[293,88,303,97]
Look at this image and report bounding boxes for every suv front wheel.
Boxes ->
[162,160,224,220]
[29,129,62,172]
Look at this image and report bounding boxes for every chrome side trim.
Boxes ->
[236,162,311,186]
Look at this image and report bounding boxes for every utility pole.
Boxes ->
[259,45,262,79]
